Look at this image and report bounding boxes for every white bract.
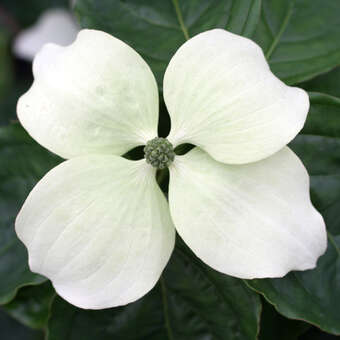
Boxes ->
[16,29,327,309]
[13,8,79,61]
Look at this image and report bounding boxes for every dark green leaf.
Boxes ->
[301,93,340,138]
[0,308,43,340]
[254,0,340,85]
[47,240,261,340]
[0,77,31,126]
[2,282,55,329]
[246,93,340,335]
[74,0,261,86]
[300,67,340,98]
[300,328,340,340]
[0,124,61,304]
[258,299,310,340]
[0,25,33,126]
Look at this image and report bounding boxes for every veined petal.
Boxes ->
[13,8,79,61]
[169,147,327,279]
[16,155,175,309]
[17,29,159,159]
[164,29,309,164]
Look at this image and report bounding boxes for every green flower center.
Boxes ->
[144,137,175,169]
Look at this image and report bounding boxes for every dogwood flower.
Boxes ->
[16,29,327,309]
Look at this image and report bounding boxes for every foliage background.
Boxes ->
[0,0,339,339]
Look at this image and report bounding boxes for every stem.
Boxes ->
[160,276,174,340]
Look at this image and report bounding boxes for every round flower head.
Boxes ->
[16,29,327,309]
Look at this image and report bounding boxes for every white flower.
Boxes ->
[13,8,79,61]
[16,29,327,310]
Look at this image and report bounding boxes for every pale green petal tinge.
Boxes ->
[15,155,175,309]
[17,29,159,159]
[164,29,309,165]
[169,147,327,279]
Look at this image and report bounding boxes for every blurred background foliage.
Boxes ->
[0,0,340,339]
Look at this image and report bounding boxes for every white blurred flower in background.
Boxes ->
[13,8,79,61]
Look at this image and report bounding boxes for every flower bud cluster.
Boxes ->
[144,137,175,169]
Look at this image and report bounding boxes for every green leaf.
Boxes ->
[0,308,43,340]
[74,0,261,86]
[0,78,31,126]
[47,240,261,340]
[246,93,340,335]
[258,299,310,340]
[0,24,32,126]
[0,21,32,127]
[254,0,340,85]
[2,282,55,329]
[300,328,340,340]
[301,93,340,138]
[0,124,61,304]
[300,67,340,99]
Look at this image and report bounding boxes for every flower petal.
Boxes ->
[17,29,159,159]
[169,147,327,279]
[13,8,79,61]
[164,29,309,164]
[15,155,175,309]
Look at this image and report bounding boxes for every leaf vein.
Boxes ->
[171,0,189,40]
[265,1,294,59]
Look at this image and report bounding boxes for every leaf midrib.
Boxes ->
[171,0,189,40]
[265,0,294,59]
